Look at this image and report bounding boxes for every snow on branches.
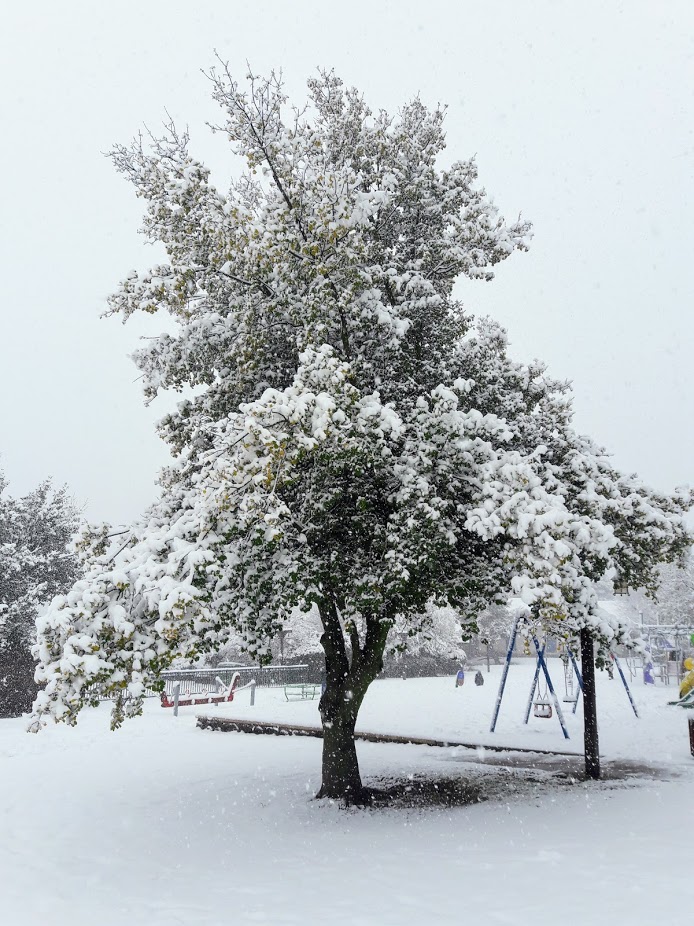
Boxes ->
[31,66,692,732]
[0,475,79,649]
[0,473,80,716]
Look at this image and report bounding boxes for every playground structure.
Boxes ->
[162,663,313,691]
[681,658,694,697]
[637,625,694,687]
[670,688,694,708]
[490,613,638,740]
[669,657,694,707]
[160,672,241,709]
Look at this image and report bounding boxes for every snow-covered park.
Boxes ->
[2,6,694,925]
[3,662,692,926]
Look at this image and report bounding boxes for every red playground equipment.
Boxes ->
[160,672,240,709]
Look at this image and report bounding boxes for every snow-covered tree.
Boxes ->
[476,603,516,657]
[650,552,694,626]
[282,606,323,660]
[0,472,80,716]
[30,67,692,799]
[391,603,468,662]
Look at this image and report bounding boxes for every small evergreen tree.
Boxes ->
[0,472,80,716]
[31,67,691,800]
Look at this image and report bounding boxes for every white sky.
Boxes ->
[1,1,692,524]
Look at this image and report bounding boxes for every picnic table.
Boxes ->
[283,683,322,701]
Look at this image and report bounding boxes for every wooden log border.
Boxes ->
[196,714,580,758]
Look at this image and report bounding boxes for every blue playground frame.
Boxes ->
[490,613,639,740]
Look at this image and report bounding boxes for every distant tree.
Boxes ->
[283,607,323,660]
[391,603,468,663]
[476,604,516,659]
[203,630,249,666]
[651,552,694,626]
[31,67,692,798]
[0,472,80,716]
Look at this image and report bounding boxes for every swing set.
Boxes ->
[490,612,639,740]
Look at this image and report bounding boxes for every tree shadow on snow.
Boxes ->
[354,757,680,810]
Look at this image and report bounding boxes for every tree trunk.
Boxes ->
[316,643,369,803]
[315,599,391,803]
[580,627,600,780]
[317,705,364,801]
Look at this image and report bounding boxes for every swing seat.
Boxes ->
[533,700,553,719]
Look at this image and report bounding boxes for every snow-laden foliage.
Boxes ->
[475,602,517,653]
[281,606,323,659]
[391,602,468,662]
[0,472,80,716]
[649,552,694,626]
[31,67,691,755]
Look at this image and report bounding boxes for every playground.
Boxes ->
[1,661,692,926]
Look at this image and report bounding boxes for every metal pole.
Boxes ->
[523,641,545,725]
[567,648,584,714]
[250,680,256,707]
[490,614,520,733]
[611,654,639,718]
[173,682,181,717]
[531,634,570,739]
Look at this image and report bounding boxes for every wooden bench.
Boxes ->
[284,683,321,701]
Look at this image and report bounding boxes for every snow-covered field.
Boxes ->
[2,660,692,926]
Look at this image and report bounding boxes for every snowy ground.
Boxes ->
[2,659,692,926]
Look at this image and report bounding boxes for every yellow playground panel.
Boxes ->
[680,657,694,700]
